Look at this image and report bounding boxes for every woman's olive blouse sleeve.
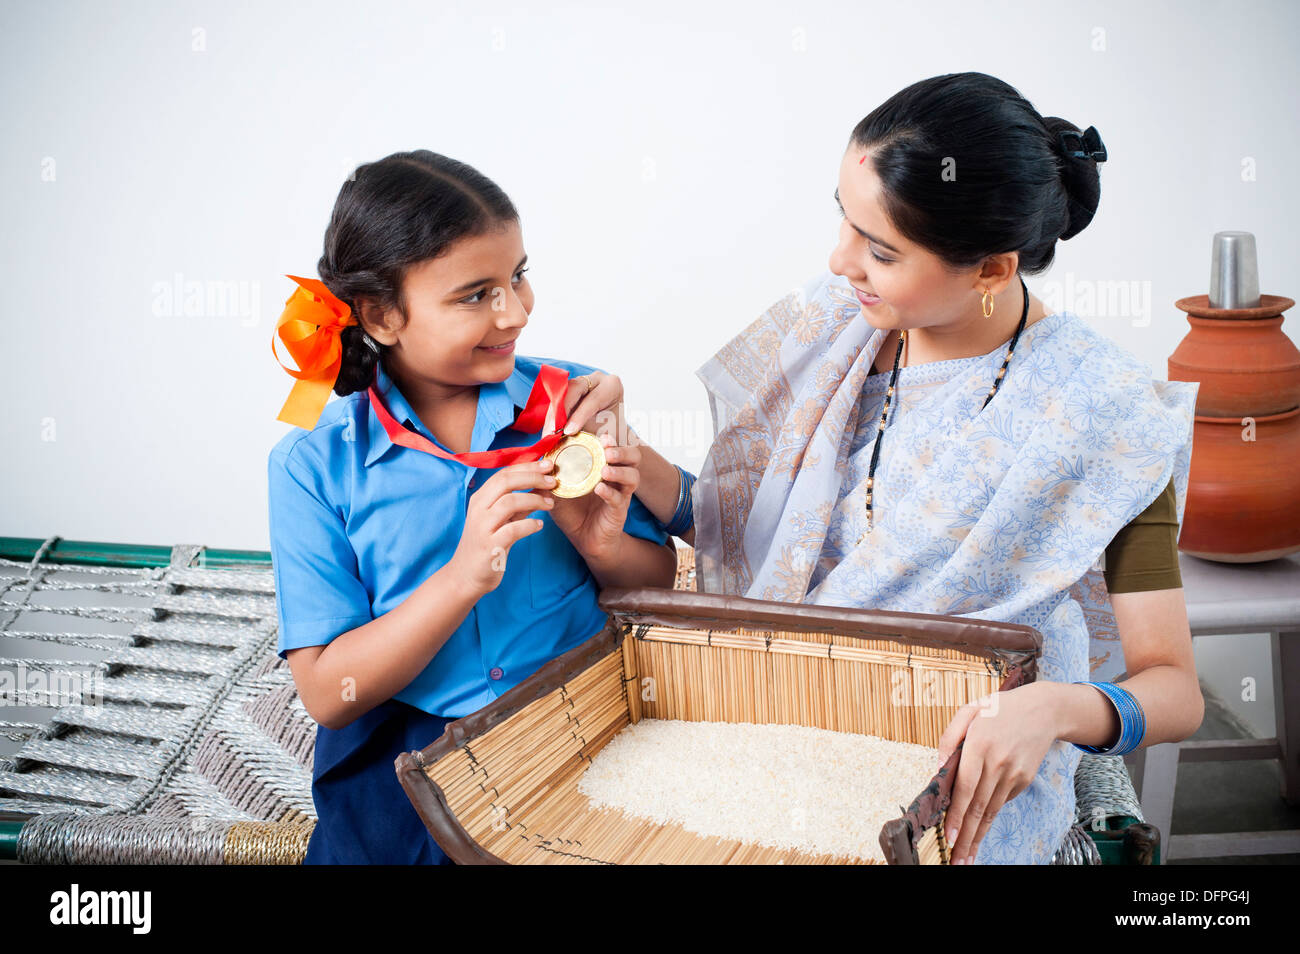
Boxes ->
[1103,476,1183,593]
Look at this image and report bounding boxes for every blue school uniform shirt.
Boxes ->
[267,354,670,718]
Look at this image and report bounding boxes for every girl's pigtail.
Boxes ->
[336,321,383,395]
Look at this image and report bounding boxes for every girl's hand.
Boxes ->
[563,371,633,446]
[449,459,556,595]
[543,432,640,563]
[934,682,1061,864]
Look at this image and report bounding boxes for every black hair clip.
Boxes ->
[1058,126,1107,162]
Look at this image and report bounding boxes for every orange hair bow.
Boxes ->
[271,275,358,429]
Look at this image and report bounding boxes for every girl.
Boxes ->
[570,73,1204,865]
[267,150,678,865]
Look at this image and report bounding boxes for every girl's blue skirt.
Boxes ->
[303,698,457,865]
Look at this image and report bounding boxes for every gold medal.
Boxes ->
[543,430,605,498]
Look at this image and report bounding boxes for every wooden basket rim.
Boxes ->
[599,586,1042,662]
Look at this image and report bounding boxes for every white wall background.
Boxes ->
[3,0,1297,562]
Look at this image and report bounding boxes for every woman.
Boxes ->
[568,72,1204,865]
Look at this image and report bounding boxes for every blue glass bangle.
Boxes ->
[663,466,697,538]
[1095,682,1145,755]
[1072,681,1146,757]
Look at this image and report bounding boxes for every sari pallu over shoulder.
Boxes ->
[693,269,1199,677]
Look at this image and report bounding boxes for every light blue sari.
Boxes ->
[692,269,1198,863]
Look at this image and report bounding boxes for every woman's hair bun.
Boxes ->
[847,74,1107,276]
[1041,117,1105,241]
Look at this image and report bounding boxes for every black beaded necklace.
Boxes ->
[859,274,1031,544]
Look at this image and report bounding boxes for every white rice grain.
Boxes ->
[576,719,939,863]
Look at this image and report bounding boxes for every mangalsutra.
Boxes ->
[857,275,1030,545]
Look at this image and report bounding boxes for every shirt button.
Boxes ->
[489,666,504,680]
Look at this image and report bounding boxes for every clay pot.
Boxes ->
[1170,295,1300,415]
[1170,294,1300,562]
[1179,406,1300,562]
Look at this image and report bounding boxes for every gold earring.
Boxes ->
[981,288,994,318]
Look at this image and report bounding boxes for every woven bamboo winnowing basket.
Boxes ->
[396,549,1042,865]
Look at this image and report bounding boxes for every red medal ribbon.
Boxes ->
[367,363,573,468]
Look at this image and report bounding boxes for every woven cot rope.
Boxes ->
[25,535,62,571]
[16,811,231,865]
[2,630,139,650]
[1075,751,1145,825]
[17,814,315,865]
[1,546,321,863]
[223,820,315,865]
[1049,822,1103,865]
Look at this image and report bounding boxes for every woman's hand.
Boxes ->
[934,682,1062,864]
[449,459,555,594]
[543,432,640,563]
